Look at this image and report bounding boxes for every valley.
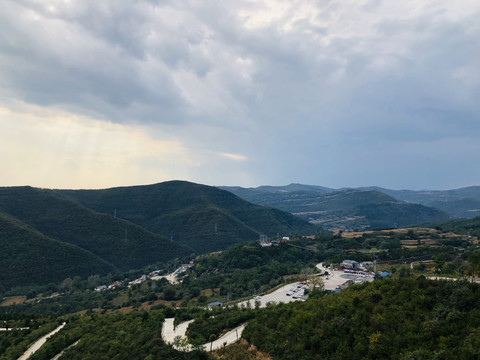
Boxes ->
[1,181,480,359]
[222,184,480,231]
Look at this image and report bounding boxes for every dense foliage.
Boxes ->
[0,316,60,360]
[0,186,193,273]
[0,212,115,293]
[426,216,480,238]
[23,311,210,360]
[184,307,257,345]
[182,241,323,302]
[58,180,318,253]
[243,278,480,359]
[1,239,322,316]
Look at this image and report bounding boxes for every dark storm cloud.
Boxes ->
[1,0,480,189]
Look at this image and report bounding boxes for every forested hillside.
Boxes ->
[58,181,317,252]
[0,182,316,293]
[222,186,449,231]
[243,278,480,359]
[0,213,116,293]
[363,186,480,219]
[0,311,210,360]
[0,186,193,272]
[424,216,480,238]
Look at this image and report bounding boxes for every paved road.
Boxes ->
[202,323,247,351]
[51,340,80,360]
[18,322,66,360]
[163,263,373,352]
[162,317,245,352]
[162,318,194,345]
[238,281,307,308]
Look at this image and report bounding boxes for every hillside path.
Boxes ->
[162,318,194,345]
[162,318,245,352]
[17,322,66,360]
[202,323,246,351]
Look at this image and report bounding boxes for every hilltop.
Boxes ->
[0,186,193,272]
[57,181,317,253]
[0,182,316,292]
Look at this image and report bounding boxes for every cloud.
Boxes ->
[1,0,479,189]
[0,102,193,189]
[220,153,247,161]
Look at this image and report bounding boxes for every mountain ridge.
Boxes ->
[221,185,451,231]
[0,181,317,293]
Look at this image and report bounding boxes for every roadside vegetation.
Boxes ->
[0,315,61,360]
[2,219,480,359]
[243,277,480,359]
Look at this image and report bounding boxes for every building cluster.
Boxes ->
[93,261,196,292]
[340,259,374,271]
[94,280,123,292]
[339,259,389,280]
[260,236,290,247]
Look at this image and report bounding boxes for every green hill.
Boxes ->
[350,201,450,229]
[221,187,449,231]
[0,212,117,292]
[58,181,317,253]
[423,216,480,238]
[362,186,480,219]
[243,278,480,359]
[0,186,193,272]
[427,198,480,218]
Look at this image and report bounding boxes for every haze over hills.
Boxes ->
[220,184,452,231]
[359,186,480,218]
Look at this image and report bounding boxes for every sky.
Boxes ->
[1,0,479,190]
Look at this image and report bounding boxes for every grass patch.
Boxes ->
[1,296,27,306]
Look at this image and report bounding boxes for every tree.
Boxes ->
[209,334,216,351]
[309,274,325,293]
[163,286,176,301]
[434,255,446,273]
[468,250,480,277]
[59,277,73,293]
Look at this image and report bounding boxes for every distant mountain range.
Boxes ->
[0,181,316,292]
[3,180,477,292]
[219,184,476,231]
[358,186,480,218]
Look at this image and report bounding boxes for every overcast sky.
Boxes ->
[1,0,479,190]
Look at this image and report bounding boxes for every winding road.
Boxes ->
[17,322,66,360]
